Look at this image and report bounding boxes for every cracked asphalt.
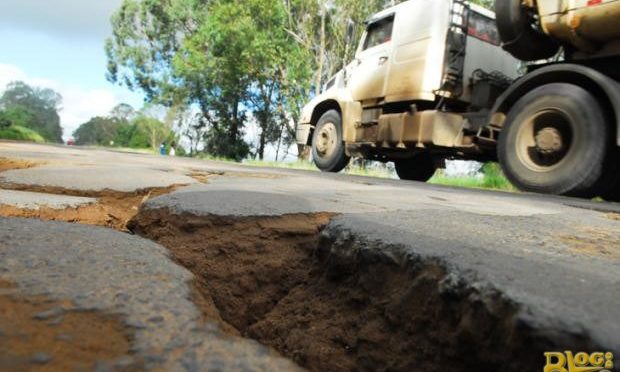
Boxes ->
[0,141,618,370]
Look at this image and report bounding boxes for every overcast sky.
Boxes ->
[0,0,122,40]
[0,0,144,140]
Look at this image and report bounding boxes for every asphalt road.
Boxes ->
[0,141,618,370]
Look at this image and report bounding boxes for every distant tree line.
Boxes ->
[72,103,184,155]
[0,81,63,143]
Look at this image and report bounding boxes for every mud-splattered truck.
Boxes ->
[296,0,620,200]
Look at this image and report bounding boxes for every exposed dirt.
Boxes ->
[607,213,620,221]
[189,172,211,184]
[129,209,578,372]
[559,227,620,260]
[0,281,138,371]
[128,211,334,335]
[0,185,182,231]
[189,170,282,183]
[0,157,41,172]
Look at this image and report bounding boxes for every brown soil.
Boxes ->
[0,185,182,231]
[189,170,282,183]
[607,213,620,221]
[559,227,620,260]
[0,281,138,371]
[129,209,568,372]
[189,172,211,184]
[0,157,40,172]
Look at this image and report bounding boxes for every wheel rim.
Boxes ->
[315,122,338,159]
[515,109,573,172]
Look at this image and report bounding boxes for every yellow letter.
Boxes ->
[545,352,568,372]
[589,353,604,367]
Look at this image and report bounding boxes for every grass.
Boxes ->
[0,125,45,143]
[430,163,516,192]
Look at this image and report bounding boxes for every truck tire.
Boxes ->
[498,83,609,198]
[395,153,437,182]
[312,110,350,173]
[495,0,559,61]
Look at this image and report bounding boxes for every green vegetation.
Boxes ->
[72,104,182,154]
[430,163,516,192]
[0,81,63,143]
[0,125,46,143]
[471,0,493,8]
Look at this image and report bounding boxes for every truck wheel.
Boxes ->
[495,0,559,61]
[312,110,350,173]
[498,83,609,197]
[395,153,437,182]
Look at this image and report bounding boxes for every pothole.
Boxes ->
[0,184,183,231]
[0,280,138,371]
[128,208,584,372]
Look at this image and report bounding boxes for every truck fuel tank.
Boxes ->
[539,0,620,53]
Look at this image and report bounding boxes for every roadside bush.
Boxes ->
[0,125,46,143]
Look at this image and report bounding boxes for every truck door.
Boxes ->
[349,15,395,102]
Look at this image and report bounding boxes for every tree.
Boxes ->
[107,0,310,161]
[107,0,249,160]
[0,81,63,142]
[73,117,120,146]
[174,108,206,157]
[109,103,137,122]
[0,112,10,128]
[131,115,175,150]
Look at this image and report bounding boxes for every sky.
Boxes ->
[0,0,145,140]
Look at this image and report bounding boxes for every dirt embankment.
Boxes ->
[129,209,583,372]
[0,281,138,371]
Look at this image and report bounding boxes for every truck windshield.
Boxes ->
[363,16,394,51]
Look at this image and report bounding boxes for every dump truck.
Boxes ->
[296,0,620,200]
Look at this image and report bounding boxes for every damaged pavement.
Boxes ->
[0,142,619,371]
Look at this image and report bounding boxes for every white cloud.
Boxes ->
[0,63,134,140]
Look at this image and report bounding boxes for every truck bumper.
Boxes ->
[296,123,313,145]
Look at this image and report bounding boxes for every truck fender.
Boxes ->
[490,63,620,146]
[297,100,342,146]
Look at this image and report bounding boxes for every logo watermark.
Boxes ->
[544,351,614,372]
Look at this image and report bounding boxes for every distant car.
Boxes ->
[66,138,75,146]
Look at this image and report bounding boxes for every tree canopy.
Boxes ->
[0,81,63,143]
